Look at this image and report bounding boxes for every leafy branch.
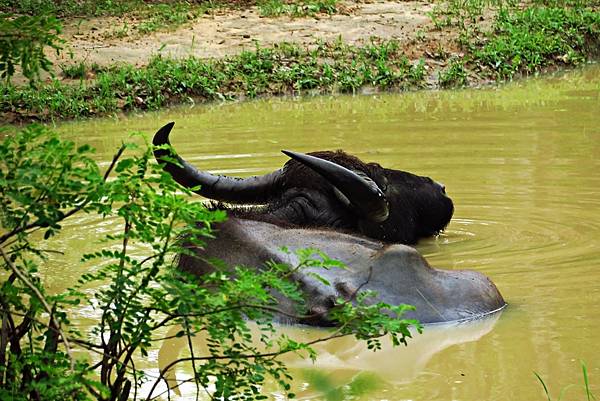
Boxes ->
[0,13,64,85]
[0,125,420,400]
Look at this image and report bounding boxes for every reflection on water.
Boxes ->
[149,313,502,400]
[50,64,600,400]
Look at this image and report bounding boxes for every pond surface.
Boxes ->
[53,64,600,400]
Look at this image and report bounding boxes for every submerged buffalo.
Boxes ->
[153,122,505,325]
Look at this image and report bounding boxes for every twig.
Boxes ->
[148,301,332,332]
[144,329,351,400]
[0,245,75,371]
[183,318,201,401]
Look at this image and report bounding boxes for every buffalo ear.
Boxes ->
[281,150,389,222]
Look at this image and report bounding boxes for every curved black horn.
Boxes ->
[281,150,389,222]
[153,122,284,204]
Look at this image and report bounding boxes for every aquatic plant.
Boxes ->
[534,361,596,401]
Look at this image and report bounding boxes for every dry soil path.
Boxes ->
[55,1,456,68]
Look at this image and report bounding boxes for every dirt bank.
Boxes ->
[55,1,459,70]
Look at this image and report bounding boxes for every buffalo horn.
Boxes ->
[153,122,284,204]
[281,150,389,222]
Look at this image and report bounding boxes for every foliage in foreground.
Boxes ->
[0,125,420,400]
[0,13,63,85]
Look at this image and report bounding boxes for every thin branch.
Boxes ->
[67,337,104,350]
[183,318,200,401]
[148,377,196,401]
[349,265,373,301]
[130,357,138,401]
[6,245,65,257]
[149,326,207,343]
[83,381,102,399]
[148,301,330,333]
[1,226,42,249]
[104,144,127,181]
[144,329,352,401]
[137,254,159,267]
[0,245,75,371]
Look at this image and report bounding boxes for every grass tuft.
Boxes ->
[258,0,338,17]
[534,361,596,401]
[439,58,468,88]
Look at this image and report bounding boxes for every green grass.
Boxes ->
[1,0,213,38]
[138,3,196,34]
[532,0,600,6]
[103,2,208,38]
[439,57,468,88]
[0,0,342,23]
[0,0,143,17]
[258,0,338,17]
[428,0,518,30]
[0,40,428,123]
[59,61,104,79]
[469,5,600,79]
[428,1,600,81]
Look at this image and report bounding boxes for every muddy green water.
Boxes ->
[52,65,600,400]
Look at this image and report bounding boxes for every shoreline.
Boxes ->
[1,1,599,124]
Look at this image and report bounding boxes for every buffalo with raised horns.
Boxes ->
[153,122,505,325]
[153,122,454,245]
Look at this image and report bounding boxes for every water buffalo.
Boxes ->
[153,122,454,245]
[153,122,505,325]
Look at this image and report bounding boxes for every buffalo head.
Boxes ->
[153,122,454,244]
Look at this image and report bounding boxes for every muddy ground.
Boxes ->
[55,1,465,72]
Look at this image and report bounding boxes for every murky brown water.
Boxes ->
[50,64,600,400]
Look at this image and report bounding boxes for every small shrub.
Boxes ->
[439,58,468,88]
[258,0,338,17]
